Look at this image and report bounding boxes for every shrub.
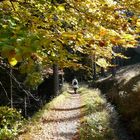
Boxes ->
[0,106,24,140]
[79,88,114,140]
[84,96,106,114]
[79,111,114,140]
[81,88,106,114]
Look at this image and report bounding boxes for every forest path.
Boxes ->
[18,86,135,140]
[18,93,83,140]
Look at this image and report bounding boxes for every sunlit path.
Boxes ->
[0,0,139,139]
[18,93,83,140]
[18,85,136,140]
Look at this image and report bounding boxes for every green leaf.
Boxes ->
[57,5,65,11]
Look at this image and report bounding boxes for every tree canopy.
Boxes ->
[0,0,139,71]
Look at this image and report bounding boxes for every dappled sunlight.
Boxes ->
[116,70,140,85]
[0,0,139,139]
[18,86,136,140]
[40,93,82,140]
[116,64,140,85]
[79,87,117,140]
[42,113,85,123]
[18,91,82,140]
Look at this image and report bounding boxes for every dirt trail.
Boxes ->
[19,94,84,140]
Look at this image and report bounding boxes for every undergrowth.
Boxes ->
[0,106,24,140]
[79,87,115,140]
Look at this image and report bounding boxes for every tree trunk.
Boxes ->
[92,55,96,80]
[111,58,116,76]
[101,67,105,77]
[53,64,59,95]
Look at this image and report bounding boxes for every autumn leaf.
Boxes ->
[96,58,110,68]
[8,57,18,66]
[99,40,106,47]
[136,19,140,27]
[62,32,77,40]
[99,28,107,36]
[57,5,65,12]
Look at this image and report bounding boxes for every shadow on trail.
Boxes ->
[53,132,78,140]
[59,132,75,136]
[50,105,85,111]
[42,113,85,123]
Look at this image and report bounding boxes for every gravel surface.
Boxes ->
[20,94,83,140]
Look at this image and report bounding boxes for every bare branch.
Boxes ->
[0,81,10,101]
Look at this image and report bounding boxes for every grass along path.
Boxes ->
[78,87,115,140]
[78,86,134,140]
[18,85,132,140]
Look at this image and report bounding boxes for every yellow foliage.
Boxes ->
[57,5,65,12]
[8,57,18,66]
[99,27,107,36]
[136,19,140,27]
[61,32,77,40]
[96,58,110,68]
[0,0,139,69]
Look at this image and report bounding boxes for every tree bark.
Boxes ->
[92,55,96,80]
[101,67,105,77]
[53,64,59,95]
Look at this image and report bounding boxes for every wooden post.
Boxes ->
[24,95,27,117]
[10,69,13,108]
[53,64,59,95]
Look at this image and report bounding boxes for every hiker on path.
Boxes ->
[72,77,79,94]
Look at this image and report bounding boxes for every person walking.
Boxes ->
[72,77,79,94]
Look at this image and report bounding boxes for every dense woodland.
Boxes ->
[0,0,140,139]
